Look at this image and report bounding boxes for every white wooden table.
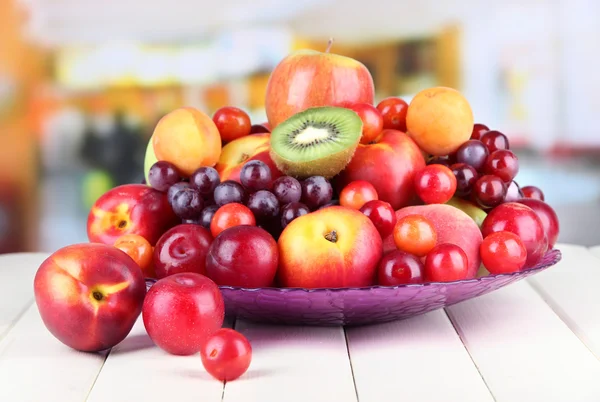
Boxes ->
[1,243,599,402]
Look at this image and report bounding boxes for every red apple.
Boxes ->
[206,225,278,287]
[265,45,375,129]
[383,204,483,279]
[153,224,213,279]
[87,184,178,246]
[516,198,560,249]
[142,272,224,356]
[215,133,282,184]
[33,243,146,352]
[277,206,382,288]
[481,202,548,268]
[335,130,426,210]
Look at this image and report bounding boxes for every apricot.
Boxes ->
[406,87,474,156]
[152,107,222,176]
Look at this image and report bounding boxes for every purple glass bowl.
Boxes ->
[147,249,561,327]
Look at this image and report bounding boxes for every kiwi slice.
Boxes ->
[269,107,363,178]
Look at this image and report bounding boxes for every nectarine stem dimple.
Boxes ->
[325,230,338,243]
[325,38,334,53]
[92,291,103,301]
[118,220,127,229]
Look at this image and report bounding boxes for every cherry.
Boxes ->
[376,97,408,132]
[200,328,252,382]
[480,231,527,274]
[484,149,519,183]
[340,180,379,210]
[114,234,154,277]
[213,106,251,143]
[377,250,424,286]
[359,200,396,238]
[210,203,256,237]
[393,214,437,257]
[414,165,457,204]
[424,243,469,282]
[348,103,384,144]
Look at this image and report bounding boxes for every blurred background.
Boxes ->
[0,0,598,253]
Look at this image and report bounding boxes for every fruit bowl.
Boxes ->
[146,248,560,326]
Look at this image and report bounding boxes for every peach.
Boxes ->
[152,107,222,176]
[33,243,146,352]
[406,87,474,156]
[277,206,382,288]
[215,133,282,183]
[383,204,483,279]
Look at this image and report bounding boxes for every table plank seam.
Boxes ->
[343,327,360,402]
[0,299,33,342]
[83,347,111,401]
[526,279,600,362]
[443,309,498,402]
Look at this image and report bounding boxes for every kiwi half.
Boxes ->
[269,107,363,178]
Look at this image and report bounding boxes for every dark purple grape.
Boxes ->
[427,156,451,167]
[474,175,506,208]
[199,205,219,229]
[455,140,489,171]
[281,202,310,229]
[450,163,478,197]
[171,187,204,220]
[190,167,220,196]
[247,190,280,220]
[272,176,302,204]
[167,182,190,205]
[213,180,246,206]
[148,161,181,192]
[319,199,340,210]
[480,130,510,153]
[240,160,272,191]
[504,180,524,202]
[301,176,333,210]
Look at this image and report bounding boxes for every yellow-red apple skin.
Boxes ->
[265,50,375,129]
[33,243,147,352]
[277,206,382,288]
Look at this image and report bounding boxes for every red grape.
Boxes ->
[214,180,247,206]
[240,160,272,192]
[301,176,333,210]
[168,182,190,205]
[480,231,527,274]
[199,205,219,229]
[171,188,204,220]
[200,328,252,382]
[250,123,270,134]
[522,185,545,201]
[455,140,489,171]
[378,250,424,286]
[474,175,506,208]
[280,202,310,229]
[272,176,302,204]
[480,130,510,153]
[376,97,408,132]
[348,103,384,144]
[148,161,181,192]
[450,163,478,197]
[190,167,221,196]
[359,200,396,238]
[393,214,437,257]
[424,243,469,282]
[247,190,280,220]
[340,180,379,210]
[504,180,524,202]
[484,150,519,183]
[471,123,489,140]
[210,203,256,237]
[213,106,251,143]
[414,165,457,204]
[427,156,451,167]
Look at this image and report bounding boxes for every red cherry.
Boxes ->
[471,123,489,140]
[414,165,457,204]
[359,200,396,238]
[200,328,252,381]
[522,185,545,201]
[378,250,424,286]
[213,107,251,143]
[480,231,527,274]
[340,180,379,210]
[376,97,408,132]
[424,243,469,282]
[210,203,256,237]
[348,103,384,144]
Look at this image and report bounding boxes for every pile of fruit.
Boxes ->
[33,43,560,382]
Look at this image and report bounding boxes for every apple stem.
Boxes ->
[324,230,338,243]
[325,38,334,53]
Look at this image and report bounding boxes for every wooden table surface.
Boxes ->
[0,243,599,402]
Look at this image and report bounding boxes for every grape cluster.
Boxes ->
[148,159,337,239]
[426,124,543,209]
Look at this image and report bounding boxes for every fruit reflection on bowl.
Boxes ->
[146,248,561,327]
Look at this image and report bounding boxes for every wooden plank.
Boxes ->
[222,320,357,402]
[527,244,600,359]
[447,280,600,402]
[0,303,108,402]
[588,245,600,260]
[346,310,494,402]
[0,253,49,339]
[87,317,225,402]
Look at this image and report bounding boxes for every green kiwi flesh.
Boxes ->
[269,107,362,178]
